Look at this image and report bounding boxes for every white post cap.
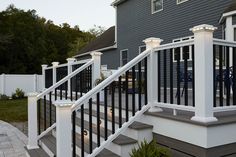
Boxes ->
[190,24,217,33]
[143,37,163,49]
[27,92,38,97]
[54,100,74,108]
[66,58,76,62]
[52,62,60,67]
[41,64,48,68]
[90,52,103,57]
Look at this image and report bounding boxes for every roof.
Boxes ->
[224,2,236,13]
[75,26,116,57]
[111,0,127,6]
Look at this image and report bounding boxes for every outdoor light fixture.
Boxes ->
[84,130,88,136]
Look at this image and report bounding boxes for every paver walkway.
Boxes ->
[0,121,27,157]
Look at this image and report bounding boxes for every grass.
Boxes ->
[0,98,27,122]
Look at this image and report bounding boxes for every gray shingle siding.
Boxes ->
[116,0,233,62]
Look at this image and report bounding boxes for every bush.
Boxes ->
[12,88,25,99]
[130,140,171,157]
[0,94,9,100]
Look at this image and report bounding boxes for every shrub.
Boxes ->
[12,88,25,99]
[130,140,171,157]
[0,94,9,100]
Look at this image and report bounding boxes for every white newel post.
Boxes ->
[91,52,102,87]
[67,58,76,96]
[143,37,163,112]
[41,65,48,90]
[27,92,39,149]
[0,73,5,95]
[52,62,59,85]
[55,100,73,157]
[190,24,218,123]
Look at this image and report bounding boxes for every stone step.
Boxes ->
[24,147,50,157]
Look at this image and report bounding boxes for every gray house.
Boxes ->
[75,0,236,69]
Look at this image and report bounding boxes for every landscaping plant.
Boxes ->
[130,140,171,157]
[0,94,9,100]
[12,88,25,99]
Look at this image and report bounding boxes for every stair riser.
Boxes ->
[122,127,153,142]
[39,140,55,157]
[106,142,138,157]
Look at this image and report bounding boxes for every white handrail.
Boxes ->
[88,105,151,157]
[37,59,94,99]
[56,63,68,68]
[153,39,194,51]
[71,59,91,66]
[37,123,56,140]
[213,38,236,48]
[71,49,152,111]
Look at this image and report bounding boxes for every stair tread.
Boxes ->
[112,134,137,145]
[129,121,153,130]
[40,134,56,155]
[96,149,120,157]
[24,146,50,157]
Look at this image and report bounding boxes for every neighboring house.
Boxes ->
[76,0,236,69]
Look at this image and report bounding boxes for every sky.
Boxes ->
[0,0,115,31]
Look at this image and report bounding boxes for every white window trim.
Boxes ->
[177,0,189,5]
[172,36,193,62]
[151,0,163,14]
[120,49,129,67]
[139,45,146,54]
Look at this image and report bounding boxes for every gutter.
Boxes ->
[73,44,117,58]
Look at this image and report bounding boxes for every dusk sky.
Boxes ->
[0,0,115,31]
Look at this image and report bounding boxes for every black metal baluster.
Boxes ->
[158,51,161,102]
[233,47,236,105]
[170,49,174,104]
[75,74,78,100]
[43,95,46,130]
[70,78,73,101]
[65,82,68,100]
[111,82,115,133]
[144,58,148,104]
[164,50,167,103]
[125,71,129,122]
[80,72,83,97]
[138,62,142,110]
[104,87,108,140]
[81,104,84,157]
[184,46,189,106]
[49,92,52,126]
[132,67,136,116]
[60,85,62,100]
[97,93,100,147]
[89,98,93,153]
[118,76,122,128]
[219,45,223,106]
[213,45,216,107]
[72,111,76,157]
[192,45,195,107]
[37,99,41,134]
[176,48,181,105]
[226,46,230,106]
[54,88,57,101]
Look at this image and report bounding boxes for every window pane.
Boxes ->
[234,28,236,41]
[153,0,163,12]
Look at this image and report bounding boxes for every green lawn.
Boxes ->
[0,98,27,122]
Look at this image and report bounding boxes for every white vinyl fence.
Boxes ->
[0,74,43,96]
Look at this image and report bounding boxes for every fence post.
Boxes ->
[190,24,218,123]
[0,73,5,95]
[91,52,102,87]
[143,37,163,112]
[55,100,73,157]
[52,62,59,85]
[27,92,39,149]
[41,65,48,90]
[67,58,76,96]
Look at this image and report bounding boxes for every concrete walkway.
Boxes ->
[0,121,27,157]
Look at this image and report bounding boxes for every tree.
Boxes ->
[88,25,106,37]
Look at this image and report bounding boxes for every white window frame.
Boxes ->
[177,0,189,5]
[151,0,163,14]
[120,49,129,66]
[172,36,193,62]
[139,45,146,54]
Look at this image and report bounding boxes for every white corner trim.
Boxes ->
[176,0,189,5]
[219,10,236,23]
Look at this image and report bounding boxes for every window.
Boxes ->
[177,0,189,4]
[172,36,193,62]
[120,49,128,66]
[234,28,236,41]
[139,45,146,54]
[152,0,163,14]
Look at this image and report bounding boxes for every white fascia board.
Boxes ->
[219,10,236,24]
